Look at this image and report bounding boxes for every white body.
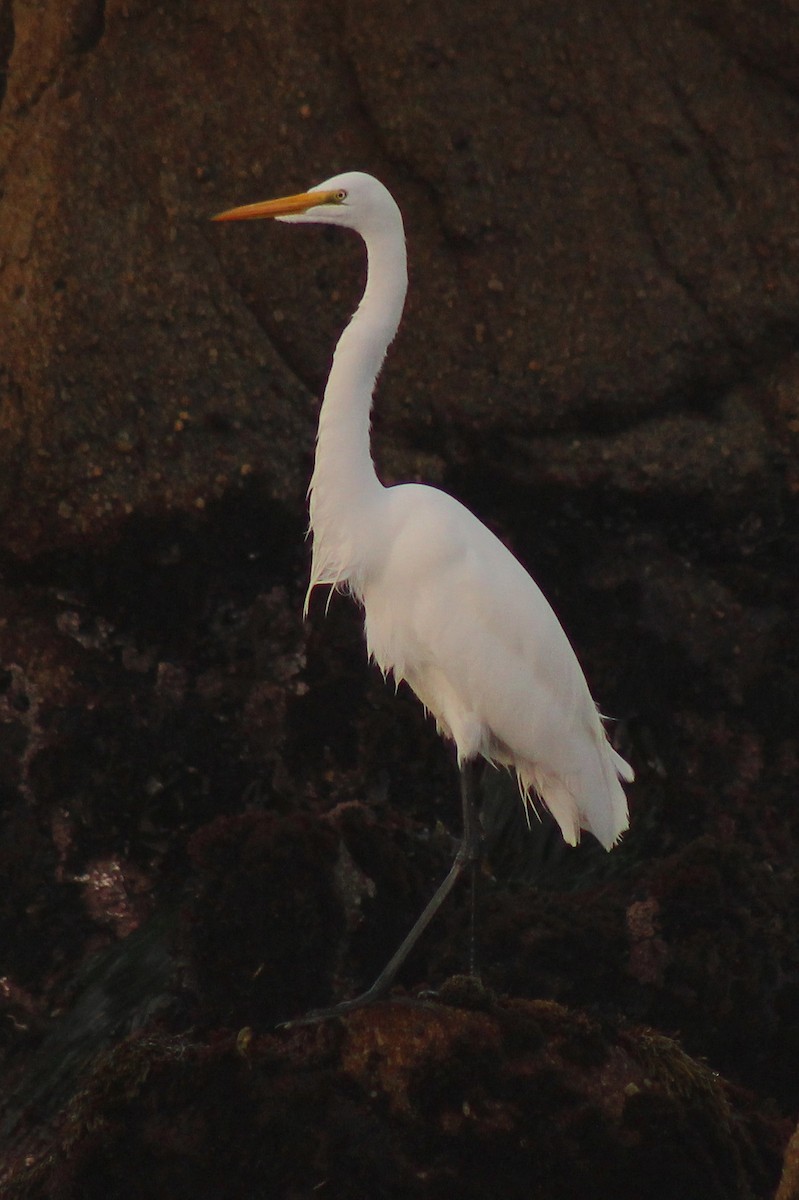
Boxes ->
[282,172,632,851]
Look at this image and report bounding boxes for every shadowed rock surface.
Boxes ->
[0,1,796,1196]
[0,999,787,1200]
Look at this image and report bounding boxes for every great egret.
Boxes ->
[213,172,633,1016]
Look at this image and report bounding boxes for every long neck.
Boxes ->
[307,217,408,600]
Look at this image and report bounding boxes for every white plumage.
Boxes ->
[358,482,631,850]
[213,171,633,1012]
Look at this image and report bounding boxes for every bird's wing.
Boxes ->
[366,485,591,747]
[363,485,630,848]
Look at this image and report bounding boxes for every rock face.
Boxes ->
[0,2,796,1196]
[0,1000,785,1200]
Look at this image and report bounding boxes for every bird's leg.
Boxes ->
[460,758,484,980]
[279,758,484,1028]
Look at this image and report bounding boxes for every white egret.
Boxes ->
[213,172,633,1015]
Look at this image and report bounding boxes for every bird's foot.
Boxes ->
[277,976,494,1030]
[277,997,370,1030]
[276,980,400,1030]
[435,973,496,1011]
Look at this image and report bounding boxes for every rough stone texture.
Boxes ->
[0,1,797,1196]
[0,1000,786,1200]
[778,1121,799,1200]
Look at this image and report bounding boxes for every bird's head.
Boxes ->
[212,171,400,239]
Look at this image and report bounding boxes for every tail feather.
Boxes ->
[611,746,635,783]
[517,766,581,848]
[515,735,632,852]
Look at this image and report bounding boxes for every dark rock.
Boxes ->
[0,1,796,1196]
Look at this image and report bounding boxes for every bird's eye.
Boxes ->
[334,189,347,203]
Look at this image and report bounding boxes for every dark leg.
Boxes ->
[461,759,483,979]
[280,758,484,1027]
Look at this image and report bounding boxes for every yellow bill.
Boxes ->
[212,188,341,223]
